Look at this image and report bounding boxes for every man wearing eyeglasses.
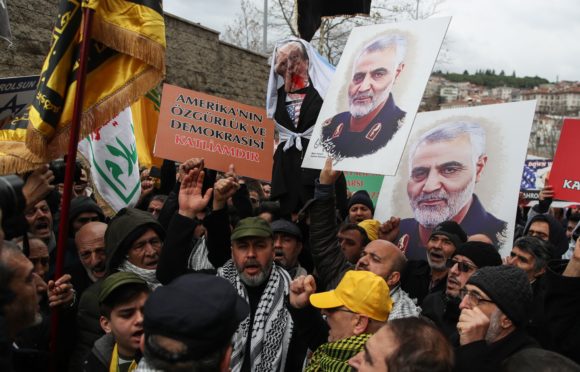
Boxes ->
[289,270,392,371]
[421,241,502,342]
[454,265,537,372]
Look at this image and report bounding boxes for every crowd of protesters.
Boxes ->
[1,36,579,372]
[1,154,580,372]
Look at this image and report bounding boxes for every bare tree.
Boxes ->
[223,0,445,64]
[223,0,263,51]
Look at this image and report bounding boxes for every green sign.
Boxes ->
[344,172,384,205]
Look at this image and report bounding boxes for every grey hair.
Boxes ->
[355,34,407,69]
[407,121,487,174]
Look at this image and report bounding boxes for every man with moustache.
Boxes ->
[156,168,308,372]
[320,34,406,159]
[398,121,507,261]
[421,241,502,341]
[68,222,108,299]
[271,219,307,278]
[24,199,55,251]
[401,220,468,305]
[0,243,45,371]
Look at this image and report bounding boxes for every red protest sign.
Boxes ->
[549,118,580,203]
[154,84,274,181]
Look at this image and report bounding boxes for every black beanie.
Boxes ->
[430,221,468,249]
[467,266,532,327]
[69,196,104,223]
[453,241,502,268]
[348,190,374,214]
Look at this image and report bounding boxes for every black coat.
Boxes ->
[454,328,539,372]
[544,266,580,364]
[421,290,461,344]
[271,85,347,217]
[401,260,447,306]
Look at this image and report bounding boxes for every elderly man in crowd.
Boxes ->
[402,220,468,305]
[455,265,537,372]
[289,270,392,371]
[308,159,420,318]
[421,241,502,341]
[73,208,165,369]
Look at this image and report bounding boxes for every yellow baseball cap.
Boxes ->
[309,270,392,321]
[358,219,381,241]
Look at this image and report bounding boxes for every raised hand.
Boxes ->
[178,167,213,219]
[178,158,204,182]
[319,158,341,185]
[457,306,491,345]
[289,274,317,309]
[22,164,55,209]
[48,274,75,308]
[213,164,239,211]
[379,216,401,243]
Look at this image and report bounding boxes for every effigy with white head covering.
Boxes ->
[266,37,346,217]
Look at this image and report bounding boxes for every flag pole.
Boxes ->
[49,6,94,371]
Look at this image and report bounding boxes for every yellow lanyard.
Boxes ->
[109,343,138,372]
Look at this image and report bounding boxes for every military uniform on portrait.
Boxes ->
[399,194,508,261]
[320,93,405,159]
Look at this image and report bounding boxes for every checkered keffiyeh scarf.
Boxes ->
[305,333,371,372]
[218,259,293,372]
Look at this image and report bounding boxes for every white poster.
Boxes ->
[302,17,450,175]
[375,101,536,258]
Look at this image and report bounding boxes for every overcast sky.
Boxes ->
[165,0,580,82]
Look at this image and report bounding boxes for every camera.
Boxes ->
[0,175,26,221]
[49,159,82,184]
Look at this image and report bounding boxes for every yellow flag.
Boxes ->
[131,86,163,169]
[25,0,166,159]
[0,114,45,174]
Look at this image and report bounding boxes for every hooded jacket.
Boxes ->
[104,208,165,274]
[523,214,568,258]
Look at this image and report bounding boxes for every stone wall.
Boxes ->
[0,1,270,107]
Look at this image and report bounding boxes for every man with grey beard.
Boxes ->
[454,265,538,372]
[320,34,406,160]
[397,121,507,261]
[156,167,308,372]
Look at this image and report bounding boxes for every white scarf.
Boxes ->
[118,260,162,290]
[218,260,293,372]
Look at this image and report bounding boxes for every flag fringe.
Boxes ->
[25,66,162,160]
[0,142,46,175]
[91,15,166,73]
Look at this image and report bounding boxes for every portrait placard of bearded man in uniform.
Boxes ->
[320,34,407,159]
[302,18,451,176]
